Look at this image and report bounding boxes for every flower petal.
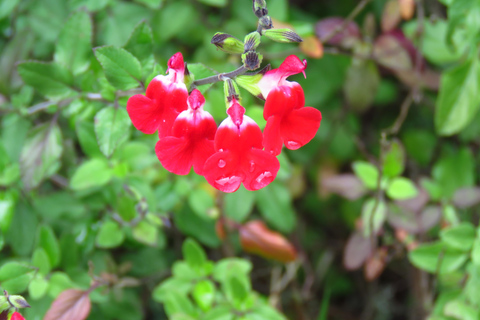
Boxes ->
[242,149,280,191]
[126,94,161,134]
[192,139,215,175]
[263,86,296,119]
[280,107,322,150]
[263,115,283,156]
[204,150,245,193]
[155,137,193,175]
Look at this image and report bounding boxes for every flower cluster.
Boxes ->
[127,53,321,193]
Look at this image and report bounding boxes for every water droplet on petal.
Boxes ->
[218,148,224,152]
[285,140,301,149]
[255,171,273,184]
[218,159,226,168]
[249,161,255,172]
[215,175,243,192]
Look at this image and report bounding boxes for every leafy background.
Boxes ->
[1,0,480,319]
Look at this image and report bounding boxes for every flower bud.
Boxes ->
[211,33,244,54]
[242,51,263,70]
[8,296,30,309]
[243,32,261,52]
[235,74,263,98]
[258,15,273,30]
[263,28,302,43]
[223,78,241,106]
[253,0,268,17]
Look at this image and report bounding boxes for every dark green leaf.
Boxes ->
[182,238,207,270]
[37,225,61,267]
[94,106,131,157]
[255,182,296,233]
[124,21,154,62]
[70,158,113,190]
[223,186,255,222]
[96,220,125,248]
[94,46,142,90]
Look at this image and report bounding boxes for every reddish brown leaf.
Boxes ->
[239,220,297,263]
[395,188,429,213]
[453,187,480,209]
[364,247,388,281]
[374,33,412,71]
[300,36,323,58]
[399,0,415,20]
[44,289,91,320]
[315,17,361,48]
[381,0,402,32]
[321,174,367,200]
[343,231,373,270]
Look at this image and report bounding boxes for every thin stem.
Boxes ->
[193,65,247,86]
[320,0,373,43]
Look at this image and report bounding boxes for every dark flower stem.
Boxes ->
[193,65,247,86]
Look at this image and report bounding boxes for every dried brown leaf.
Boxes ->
[321,174,367,200]
[343,231,373,270]
[44,289,91,320]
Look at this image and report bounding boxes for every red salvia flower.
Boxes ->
[203,99,279,193]
[11,312,25,320]
[126,52,188,138]
[155,89,216,175]
[258,55,322,155]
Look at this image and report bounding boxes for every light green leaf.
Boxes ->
[197,0,227,7]
[435,57,480,136]
[188,189,215,219]
[213,258,252,284]
[96,220,125,248]
[17,62,75,99]
[28,276,49,300]
[32,247,51,275]
[132,220,158,246]
[255,182,296,233]
[182,238,207,270]
[0,0,20,20]
[20,123,63,190]
[386,177,418,200]
[352,161,379,189]
[0,262,33,282]
[440,222,476,251]
[54,10,92,75]
[94,106,131,157]
[37,225,61,267]
[186,63,217,93]
[223,186,255,222]
[224,274,248,307]
[163,291,197,318]
[192,280,216,311]
[94,46,142,90]
[124,21,154,62]
[134,0,163,8]
[361,198,387,237]
[76,121,104,158]
[409,241,468,274]
[70,158,113,190]
[382,140,405,178]
[6,202,38,256]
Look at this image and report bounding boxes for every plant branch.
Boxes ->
[193,65,247,86]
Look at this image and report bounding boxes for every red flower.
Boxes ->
[258,55,322,155]
[126,52,188,138]
[11,312,25,320]
[155,89,216,175]
[203,99,279,193]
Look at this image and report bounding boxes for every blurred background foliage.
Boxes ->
[0,0,480,319]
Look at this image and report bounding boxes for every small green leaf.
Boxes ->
[94,106,131,157]
[20,123,63,190]
[352,161,379,189]
[94,46,142,90]
[382,140,405,178]
[435,57,480,136]
[28,276,49,300]
[197,0,227,7]
[124,21,154,62]
[37,225,61,268]
[223,187,255,222]
[224,274,248,307]
[255,182,296,233]
[188,189,215,219]
[386,177,418,200]
[0,262,33,282]
[32,247,51,275]
[54,10,92,75]
[164,291,197,318]
[440,222,476,251]
[76,121,104,158]
[134,0,164,8]
[70,158,113,190]
[132,220,158,246]
[0,0,20,20]
[17,62,75,99]
[187,63,217,93]
[182,238,207,270]
[472,237,480,266]
[361,198,387,237]
[192,280,216,311]
[409,241,468,274]
[96,220,125,248]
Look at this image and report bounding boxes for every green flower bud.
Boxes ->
[211,33,244,54]
[235,74,263,98]
[0,296,9,313]
[259,16,273,30]
[253,0,268,18]
[223,78,240,106]
[243,32,261,52]
[8,296,30,309]
[242,51,263,71]
[263,28,303,43]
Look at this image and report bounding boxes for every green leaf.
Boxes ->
[153,1,196,42]
[435,57,480,136]
[0,262,33,282]
[134,0,164,8]
[153,277,193,302]
[17,62,75,99]
[37,225,61,267]
[20,123,63,190]
[182,238,207,270]
[382,140,405,178]
[76,121,104,158]
[203,306,235,320]
[197,0,227,7]
[28,276,49,300]
[47,272,75,298]
[6,202,38,256]
[96,220,125,248]
[94,46,142,90]
[187,63,217,93]
[444,299,479,320]
[132,220,158,246]
[223,186,255,222]
[361,198,387,237]
[409,241,469,274]
[352,161,379,189]
[70,158,113,190]
[440,222,476,251]
[0,0,20,20]
[164,291,197,318]
[472,236,480,266]
[255,182,296,233]
[94,106,131,157]
[192,280,216,311]
[386,177,418,200]
[224,274,248,307]
[124,21,154,62]
[32,247,51,275]
[54,10,92,75]
[174,206,220,247]
[188,189,215,219]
